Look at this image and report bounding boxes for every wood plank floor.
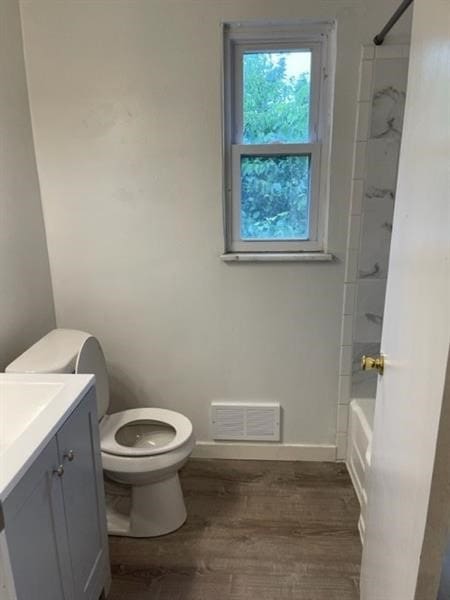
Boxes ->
[108,459,361,600]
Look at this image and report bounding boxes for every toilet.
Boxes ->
[6,329,195,538]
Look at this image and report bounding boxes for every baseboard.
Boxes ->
[191,441,337,462]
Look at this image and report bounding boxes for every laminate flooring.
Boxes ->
[108,459,361,600]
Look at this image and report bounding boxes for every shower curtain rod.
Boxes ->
[373,0,414,45]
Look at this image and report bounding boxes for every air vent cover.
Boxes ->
[211,402,281,441]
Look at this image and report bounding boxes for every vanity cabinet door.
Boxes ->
[56,388,109,600]
[2,438,74,600]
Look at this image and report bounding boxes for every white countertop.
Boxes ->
[0,373,95,502]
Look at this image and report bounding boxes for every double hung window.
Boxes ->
[223,23,333,254]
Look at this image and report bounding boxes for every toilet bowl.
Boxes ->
[100,407,194,536]
[6,329,195,538]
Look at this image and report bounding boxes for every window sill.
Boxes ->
[220,252,335,263]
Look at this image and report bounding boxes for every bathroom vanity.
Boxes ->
[0,374,111,600]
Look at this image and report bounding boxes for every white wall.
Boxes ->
[0,0,55,370]
[19,0,411,452]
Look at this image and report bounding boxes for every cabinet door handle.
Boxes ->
[53,465,65,477]
[64,450,75,462]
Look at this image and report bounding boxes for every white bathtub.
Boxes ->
[346,397,375,544]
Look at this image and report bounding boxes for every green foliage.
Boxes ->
[241,52,311,240]
[241,155,310,240]
[243,52,310,144]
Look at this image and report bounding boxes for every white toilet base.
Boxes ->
[106,473,187,537]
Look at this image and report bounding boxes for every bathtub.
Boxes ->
[346,397,375,544]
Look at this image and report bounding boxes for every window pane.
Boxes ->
[243,51,311,144]
[240,154,310,240]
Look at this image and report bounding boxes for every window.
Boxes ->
[223,22,334,255]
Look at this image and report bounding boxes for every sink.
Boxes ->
[0,381,64,454]
[0,373,94,501]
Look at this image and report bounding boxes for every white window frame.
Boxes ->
[223,22,334,254]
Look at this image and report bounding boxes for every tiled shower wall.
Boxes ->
[352,47,409,398]
[336,44,409,458]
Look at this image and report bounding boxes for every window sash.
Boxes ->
[233,42,323,145]
[231,143,322,252]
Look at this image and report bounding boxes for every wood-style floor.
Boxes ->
[108,459,361,600]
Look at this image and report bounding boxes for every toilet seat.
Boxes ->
[100,408,193,458]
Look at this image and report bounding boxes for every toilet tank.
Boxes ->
[6,329,110,418]
[6,329,90,374]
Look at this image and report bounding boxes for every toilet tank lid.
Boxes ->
[6,329,92,374]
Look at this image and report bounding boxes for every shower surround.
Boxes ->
[336,44,409,458]
[352,47,409,398]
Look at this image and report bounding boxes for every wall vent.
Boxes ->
[211,401,281,441]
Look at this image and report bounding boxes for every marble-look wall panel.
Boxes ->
[365,137,401,193]
[370,58,408,140]
[352,55,408,398]
[354,279,387,342]
[358,188,394,279]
